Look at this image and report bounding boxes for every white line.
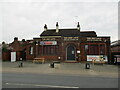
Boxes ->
[5,83,79,88]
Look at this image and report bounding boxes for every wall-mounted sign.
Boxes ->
[72,51,74,54]
[114,55,120,63]
[87,55,107,62]
[40,41,57,45]
[87,37,102,41]
[64,37,78,41]
[117,58,120,63]
[42,38,55,41]
[77,50,80,53]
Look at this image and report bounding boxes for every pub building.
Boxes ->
[32,22,111,63]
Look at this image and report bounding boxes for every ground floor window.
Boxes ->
[38,45,59,55]
[85,44,106,55]
[29,46,33,55]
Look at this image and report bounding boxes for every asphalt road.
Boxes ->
[2,72,118,88]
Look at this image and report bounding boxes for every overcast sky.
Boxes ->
[0,0,119,43]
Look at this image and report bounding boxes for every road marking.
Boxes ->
[5,83,79,88]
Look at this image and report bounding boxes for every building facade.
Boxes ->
[4,22,111,63]
[9,37,34,61]
[111,40,120,64]
[33,22,111,63]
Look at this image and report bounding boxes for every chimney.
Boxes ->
[77,22,80,31]
[56,22,59,33]
[22,39,25,42]
[14,37,18,41]
[44,24,47,31]
[2,42,5,45]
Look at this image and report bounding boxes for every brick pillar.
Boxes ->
[35,44,38,58]
[61,43,64,61]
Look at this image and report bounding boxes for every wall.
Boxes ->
[26,44,34,60]
[2,51,11,61]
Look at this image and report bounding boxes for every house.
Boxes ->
[9,37,34,61]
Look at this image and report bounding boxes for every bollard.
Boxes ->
[18,58,23,67]
[85,63,90,69]
[50,63,54,68]
[18,62,21,67]
[20,62,23,67]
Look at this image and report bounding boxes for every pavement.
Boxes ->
[2,60,119,78]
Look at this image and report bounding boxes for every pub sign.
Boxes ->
[40,41,57,45]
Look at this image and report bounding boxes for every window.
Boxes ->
[42,45,58,55]
[29,46,33,55]
[51,46,54,54]
[89,45,99,55]
[85,44,106,55]
[85,45,89,55]
[38,46,42,55]
[99,44,105,55]
[85,45,88,50]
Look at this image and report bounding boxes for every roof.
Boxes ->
[111,40,120,47]
[80,31,97,37]
[40,29,97,37]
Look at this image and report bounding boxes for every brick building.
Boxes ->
[4,22,111,63]
[33,22,111,63]
[2,42,11,61]
[9,37,34,61]
[111,40,120,64]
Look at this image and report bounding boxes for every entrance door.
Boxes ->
[67,46,76,60]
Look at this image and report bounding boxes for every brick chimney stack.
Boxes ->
[14,37,18,41]
[44,24,47,31]
[77,22,80,31]
[56,22,59,33]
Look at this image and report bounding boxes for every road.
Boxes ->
[2,72,118,88]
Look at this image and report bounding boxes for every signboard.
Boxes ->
[87,37,102,41]
[11,52,16,62]
[42,38,55,41]
[114,55,120,63]
[87,55,107,62]
[40,41,57,45]
[72,51,74,54]
[117,58,120,63]
[64,37,78,41]
[77,50,80,53]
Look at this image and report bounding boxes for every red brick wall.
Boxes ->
[111,46,120,52]
[10,42,23,51]
[26,55,34,60]
[26,44,34,60]
[2,52,11,61]
[80,43,86,61]
[16,51,22,61]
[32,37,111,62]
[61,41,80,61]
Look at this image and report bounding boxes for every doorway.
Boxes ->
[66,45,76,60]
